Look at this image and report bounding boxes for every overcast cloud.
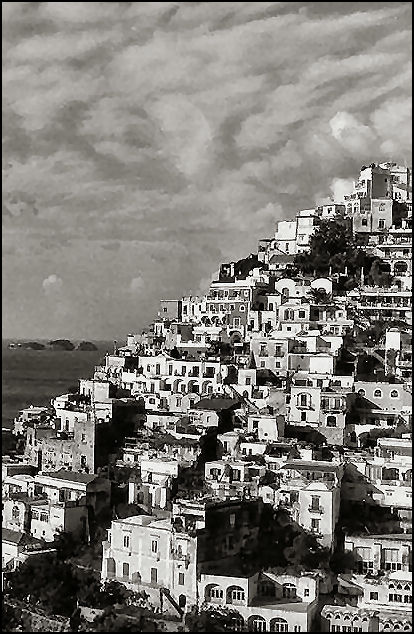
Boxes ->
[2,1,412,339]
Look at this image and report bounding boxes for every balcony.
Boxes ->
[308,505,324,514]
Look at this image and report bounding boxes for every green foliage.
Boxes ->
[329,550,358,574]
[309,288,333,304]
[248,506,330,573]
[185,606,244,632]
[83,607,158,632]
[294,213,390,289]
[339,500,402,535]
[5,555,78,617]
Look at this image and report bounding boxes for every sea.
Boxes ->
[2,340,112,454]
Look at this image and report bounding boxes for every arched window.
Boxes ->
[374,389,382,398]
[209,586,224,600]
[249,616,267,632]
[227,586,245,604]
[270,618,288,632]
[12,506,20,521]
[123,562,130,578]
[298,393,311,408]
[358,389,366,396]
[390,390,399,398]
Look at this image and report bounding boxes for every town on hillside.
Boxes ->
[2,161,412,632]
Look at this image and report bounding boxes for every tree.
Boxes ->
[5,555,78,617]
[294,213,390,289]
[329,550,358,574]
[85,607,158,632]
[309,288,333,304]
[185,606,245,632]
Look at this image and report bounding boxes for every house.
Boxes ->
[277,460,343,549]
[344,533,412,574]
[101,515,198,615]
[321,571,412,632]
[127,457,182,510]
[2,528,55,589]
[199,570,319,632]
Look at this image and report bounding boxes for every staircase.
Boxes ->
[160,587,184,618]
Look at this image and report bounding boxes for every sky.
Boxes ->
[2,1,412,340]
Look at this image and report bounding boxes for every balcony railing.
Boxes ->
[308,505,324,514]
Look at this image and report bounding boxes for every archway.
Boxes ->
[248,615,267,632]
[270,618,289,633]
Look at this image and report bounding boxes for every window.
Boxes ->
[390,390,399,398]
[210,587,223,599]
[12,506,20,520]
[361,219,368,226]
[327,415,336,427]
[229,513,236,528]
[151,540,158,553]
[123,562,130,578]
[370,592,378,600]
[271,618,288,632]
[378,219,385,229]
[151,568,158,584]
[81,433,86,442]
[240,305,245,312]
[389,594,402,602]
[251,616,266,632]
[304,589,309,597]
[301,412,307,421]
[178,572,185,586]
[373,389,382,398]
[231,588,245,601]
[298,310,306,318]
[40,512,49,522]
[311,518,320,533]
[282,583,296,598]
[311,496,321,510]
[123,535,130,548]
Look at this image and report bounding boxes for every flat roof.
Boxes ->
[38,470,99,484]
[2,527,25,544]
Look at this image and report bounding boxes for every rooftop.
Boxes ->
[194,397,241,411]
[38,469,100,484]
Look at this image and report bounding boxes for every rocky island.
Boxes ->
[48,339,76,351]
[76,341,98,351]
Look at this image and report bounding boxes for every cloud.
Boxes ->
[42,274,63,296]
[330,178,355,203]
[129,276,145,294]
[330,111,377,154]
[2,1,412,339]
